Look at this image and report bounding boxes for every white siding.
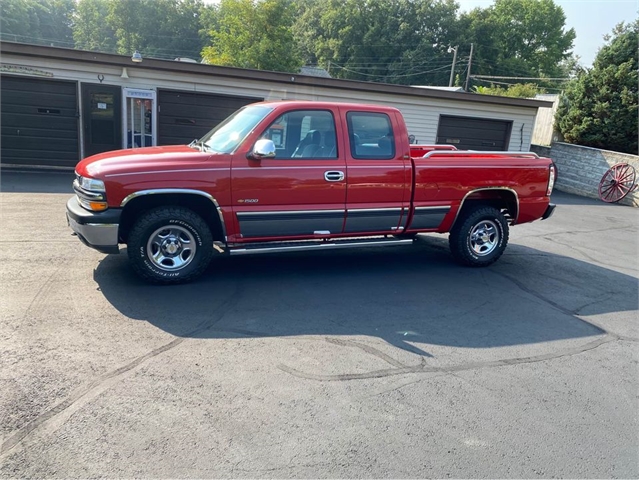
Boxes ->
[531,94,560,146]
[2,53,539,151]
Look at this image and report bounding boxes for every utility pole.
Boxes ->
[448,46,458,87]
[464,43,474,91]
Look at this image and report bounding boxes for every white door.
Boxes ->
[122,88,157,148]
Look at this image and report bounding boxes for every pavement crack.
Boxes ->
[0,337,185,458]
[573,292,618,315]
[21,264,63,323]
[489,270,631,341]
[527,225,636,239]
[543,236,638,273]
[0,285,242,460]
[278,334,616,381]
[491,270,583,318]
[324,337,408,368]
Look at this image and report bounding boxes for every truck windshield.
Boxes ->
[197,105,273,154]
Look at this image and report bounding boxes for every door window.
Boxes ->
[123,88,156,148]
[260,110,337,159]
[346,112,395,159]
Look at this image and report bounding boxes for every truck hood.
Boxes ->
[76,145,219,178]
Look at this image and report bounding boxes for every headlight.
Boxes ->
[74,175,108,211]
[79,176,106,192]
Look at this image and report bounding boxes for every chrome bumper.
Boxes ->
[66,197,121,254]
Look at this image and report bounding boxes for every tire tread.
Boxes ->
[127,207,213,284]
[449,206,509,267]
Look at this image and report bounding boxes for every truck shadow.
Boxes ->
[93,235,637,357]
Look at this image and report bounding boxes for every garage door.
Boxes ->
[1,76,79,167]
[158,90,262,146]
[436,115,512,151]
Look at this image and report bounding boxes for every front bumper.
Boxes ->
[66,196,122,254]
[542,203,556,220]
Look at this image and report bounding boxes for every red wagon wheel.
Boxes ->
[598,163,637,203]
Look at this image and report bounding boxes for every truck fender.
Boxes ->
[120,189,227,242]
[452,187,519,227]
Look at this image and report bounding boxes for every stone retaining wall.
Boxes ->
[531,142,638,207]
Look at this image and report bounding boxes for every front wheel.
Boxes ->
[449,206,509,267]
[127,207,213,284]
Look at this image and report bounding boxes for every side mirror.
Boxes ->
[250,139,276,160]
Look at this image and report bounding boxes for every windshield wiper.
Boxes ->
[189,139,216,153]
[189,139,205,151]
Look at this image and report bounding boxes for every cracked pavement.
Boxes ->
[1,170,637,478]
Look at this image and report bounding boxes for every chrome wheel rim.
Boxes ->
[469,220,499,256]
[146,225,196,271]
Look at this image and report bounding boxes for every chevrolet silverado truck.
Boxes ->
[67,101,556,284]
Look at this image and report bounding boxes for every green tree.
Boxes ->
[0,0,32,43]
[73,0,117,52]
[1,0,75,47]
[106,0,145,54]
[75,0,207,59]
[461,0,575,83]
[293,0,461,85]
[555,21,639,154]
[135,0,207,60]
[201,0,302,72]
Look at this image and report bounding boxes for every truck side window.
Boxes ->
[346,112,395,160]
[260,110,338,159]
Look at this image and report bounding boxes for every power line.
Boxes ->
[472,75,570,81]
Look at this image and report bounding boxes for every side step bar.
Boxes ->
[227,236,415,256]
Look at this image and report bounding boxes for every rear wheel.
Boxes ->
[449,206,509,267]
[127,207,213,284]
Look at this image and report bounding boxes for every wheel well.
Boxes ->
[457,189,518,224]
[118,194,225,243]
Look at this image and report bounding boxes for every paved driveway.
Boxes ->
[1,170,637,478]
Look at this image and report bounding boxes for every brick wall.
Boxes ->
[531,142,639,207]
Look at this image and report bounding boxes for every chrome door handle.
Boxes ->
[324,170,345,182]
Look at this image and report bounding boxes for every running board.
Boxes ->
[227,237,415,256]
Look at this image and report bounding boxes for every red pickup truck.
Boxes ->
[67,101,556,283]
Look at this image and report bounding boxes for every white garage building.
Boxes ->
[0,41,551,169]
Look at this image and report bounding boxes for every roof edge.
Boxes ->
[0,42,554,109]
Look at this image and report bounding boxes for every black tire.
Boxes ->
[127,206,213,284]
[449,206,509,267]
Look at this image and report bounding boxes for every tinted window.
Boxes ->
[260,110,337,159]
[347,112,395,160]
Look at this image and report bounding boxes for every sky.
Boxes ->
[457,0,639,66]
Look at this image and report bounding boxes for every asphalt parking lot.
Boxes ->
[1,170,637,478]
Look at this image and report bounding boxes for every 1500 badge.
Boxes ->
[238,199,259,203]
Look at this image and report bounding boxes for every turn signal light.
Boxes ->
[88,201,109,211]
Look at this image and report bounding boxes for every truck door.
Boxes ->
[230,108,347,240]
[341,109,411,234]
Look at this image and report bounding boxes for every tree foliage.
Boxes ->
[555,21,638,154]
[0,0,581,83]
[201,0,302,72]
[1,0,74,47]
[293,0,462,85]
[474,83,545,98]
[460,0,575,91]
[130,0,208,59]
[73,0,117,52]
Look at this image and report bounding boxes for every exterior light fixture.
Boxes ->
[131,50,143,63]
